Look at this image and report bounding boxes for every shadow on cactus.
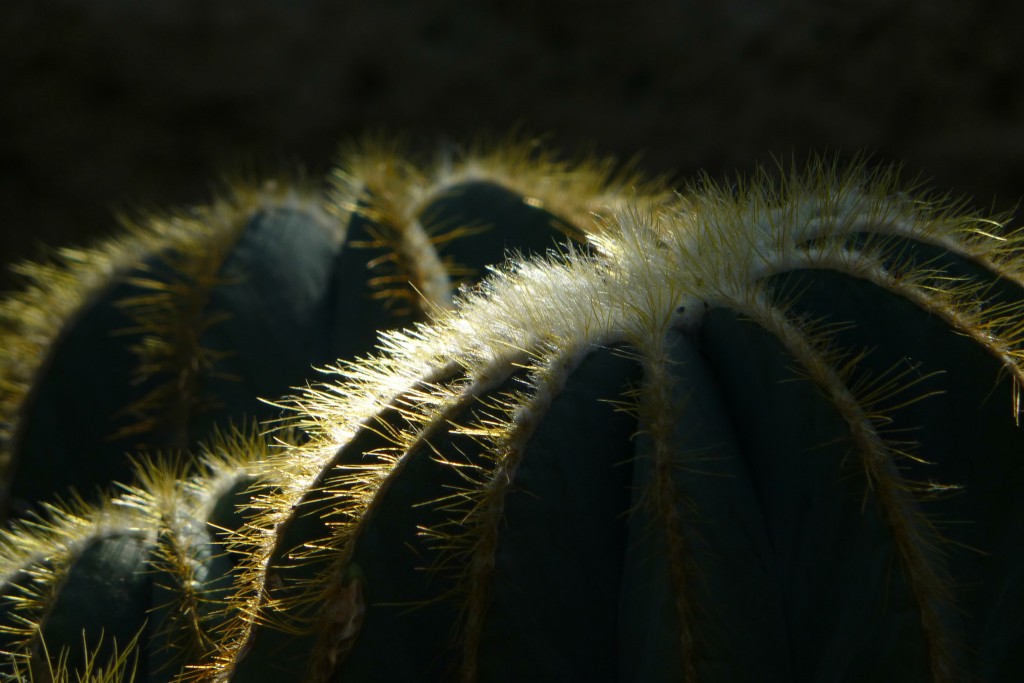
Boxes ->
[0,137,656,518]
[2,148,1023,682]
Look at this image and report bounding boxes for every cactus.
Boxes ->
[2,151,1023,682]
[0,425,273,681]
[0,180,350,517]
[0,138,654,517]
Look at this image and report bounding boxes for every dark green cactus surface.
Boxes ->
[1,149,1022,683]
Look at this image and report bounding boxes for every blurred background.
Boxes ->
[2,0,1023,289]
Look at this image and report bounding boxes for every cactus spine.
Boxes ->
[1,148,1021,682]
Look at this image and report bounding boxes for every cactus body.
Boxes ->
[2,151,1022,682]
[0,139,663,679]
[227,162,1024,682]
[1,189,354,513]
[0,431,269,681]
[0,140,643,516]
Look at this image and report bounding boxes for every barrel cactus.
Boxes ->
[2,152,1022,682]
[0,138,650,517]
[0,426,272,681]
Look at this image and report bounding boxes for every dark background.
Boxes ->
[3,0,1023,290]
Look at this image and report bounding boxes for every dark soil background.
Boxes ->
[3,0,1023,290]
